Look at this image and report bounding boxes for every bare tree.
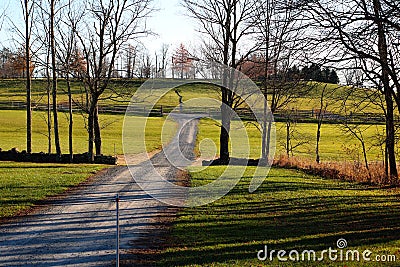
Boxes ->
[7,3,40,154]
[159,43,169,78]
[34,0,62,156]
[341,122,373,182]
[124,44,137,78]
[22,0,33,153]
[139,51,152,78]
[56,0,85,161]
[183,0,259,163]
[49,0,62,156]
[315,83,339,163]
[339,87,375,182]
[34,0,52,154]
[299,0,400,179]
[280,108,309,157]
[251,0,313,163]
[75,0,153,160]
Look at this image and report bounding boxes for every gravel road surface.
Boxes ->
[0,113,199,267]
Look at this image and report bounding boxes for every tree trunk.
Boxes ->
[262,24,272,165]
[385,93,397,179]
[286,120,290,157]
[262,108,273,165]
[46,52,51,154]
[218,4,232,164]
[361,139,371,182]
[261,97,267,160]
[385,144,389,179]
[265,119,272,163]
[51,0,61,156]
[87,100,96,162]
[373,0,398,179]
[316,122,321,163]
[220,100,231,163]
[25,0,32,154]
[66,74,73,162]
[94,106,102,156]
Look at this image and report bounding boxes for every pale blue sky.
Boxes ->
[147,0,198,53]
[0,0,198,54]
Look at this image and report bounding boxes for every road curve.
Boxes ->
[0,113,199,267]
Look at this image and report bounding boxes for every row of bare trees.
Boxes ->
[182,0,400,181]
[15,0,153,161]
[296,0,400,180]
[5,0,400,182]
[182,0,313,164]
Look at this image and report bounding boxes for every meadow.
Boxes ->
[196,118,387,162]
[0,79,220,108]
[0,109,177,155]
[156,94,399,266]
[0,79,385,116]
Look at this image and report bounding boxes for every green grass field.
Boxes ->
[196,118,387,162]
[0,162,105,217]
[0,79,220,108]
[0,79,386,115]
[0,110,177,155]
[158,166,400,266]
[0,79,142,104]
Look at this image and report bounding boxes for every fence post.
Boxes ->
[116,194,120,267]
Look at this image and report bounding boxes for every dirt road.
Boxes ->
[0,114,199,267]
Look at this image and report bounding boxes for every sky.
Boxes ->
[146,0,199,53]
[0,0,199,56]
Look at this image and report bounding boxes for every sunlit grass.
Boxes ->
[0,79,387,116]
[158,167,400,266]
[0,110,177,155]
[0,162,105,217]
[196,118,386,162]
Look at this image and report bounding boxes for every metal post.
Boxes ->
[116,194,120,267]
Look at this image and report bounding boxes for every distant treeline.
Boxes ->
[300,63,339,84]
[280,64,339,84]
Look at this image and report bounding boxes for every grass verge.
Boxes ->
[158,166,400,266]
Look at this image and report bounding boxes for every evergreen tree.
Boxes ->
[301,64,340,84]
[301,65,309,80]
[322,67,330,82]
[307,63,323,81]
[328,69,339,84]
[287,65,300,80]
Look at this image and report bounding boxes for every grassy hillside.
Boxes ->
[0,79,385,116]
[0,79,220,107]
[0,79,143,104]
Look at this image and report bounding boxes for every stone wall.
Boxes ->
[0,148,117,165]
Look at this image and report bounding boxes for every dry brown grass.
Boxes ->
[273,154,399,186]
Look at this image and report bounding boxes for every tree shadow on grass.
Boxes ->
[157,175,400,266]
